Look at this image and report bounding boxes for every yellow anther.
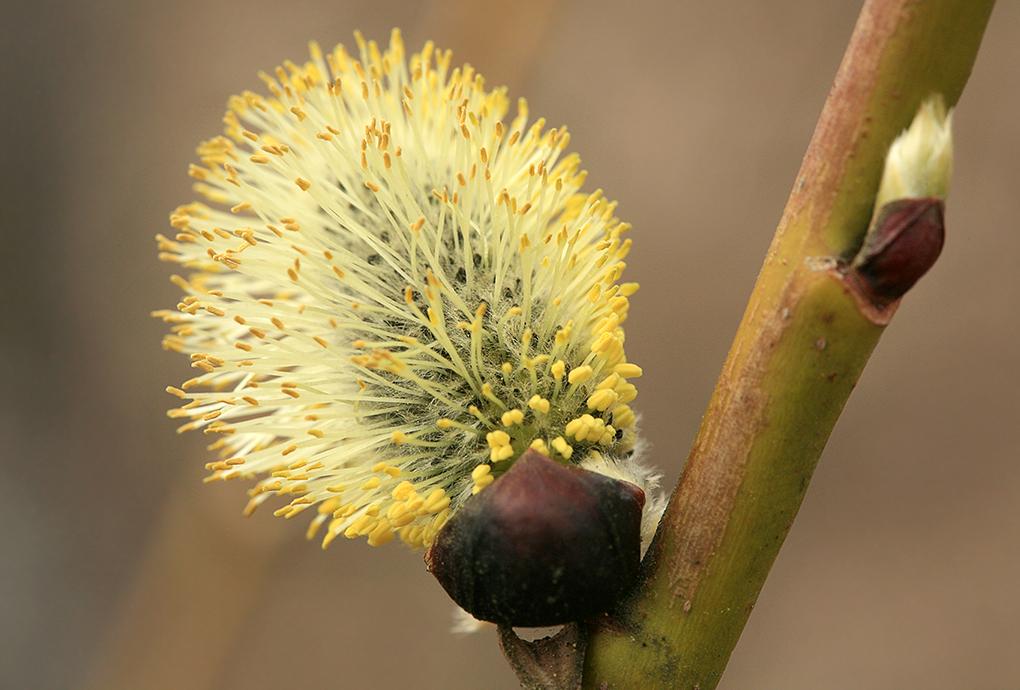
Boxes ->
[368,520,396,546]
[392,431,406,444]
[589,332,613,354]
[528,396,550,413]
[613,404,635,428]
[471,464,494,494]
[585,418,607,443]
[551,437,573,459]
[555,323,573,344]
[587,389,618,411]
[318,497,341,515]
[486,430,511,448]
[401,525,425,548]
[595,313,620,336]
[333,503,357,519]
[600,425,617,445]
[565,417,589,441]
[391,481,416,501]
[613,363,643,378]
[617,383,638,404]
[568,365,593,384]
[347,514,373,535]
[423,489,450,515]
[551,360,566,379]
[609,296,630,314]
[501,409,524,426]
[361,477,381,491]
[321,529,340,549]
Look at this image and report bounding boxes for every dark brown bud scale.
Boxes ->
[852,196,945,303]
[425,449,645,627]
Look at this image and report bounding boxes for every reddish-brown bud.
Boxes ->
[851,196,945,304]
[425,449,645,627]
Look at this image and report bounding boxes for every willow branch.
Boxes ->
[581,1,995,687]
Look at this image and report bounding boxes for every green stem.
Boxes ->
[581,1,995,687]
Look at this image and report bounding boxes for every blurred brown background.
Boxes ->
[2,1,1018,688]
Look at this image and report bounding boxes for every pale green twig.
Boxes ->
[580,1,996,687]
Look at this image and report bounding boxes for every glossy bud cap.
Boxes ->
[425,449,645,627]
[851,196,945,303]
